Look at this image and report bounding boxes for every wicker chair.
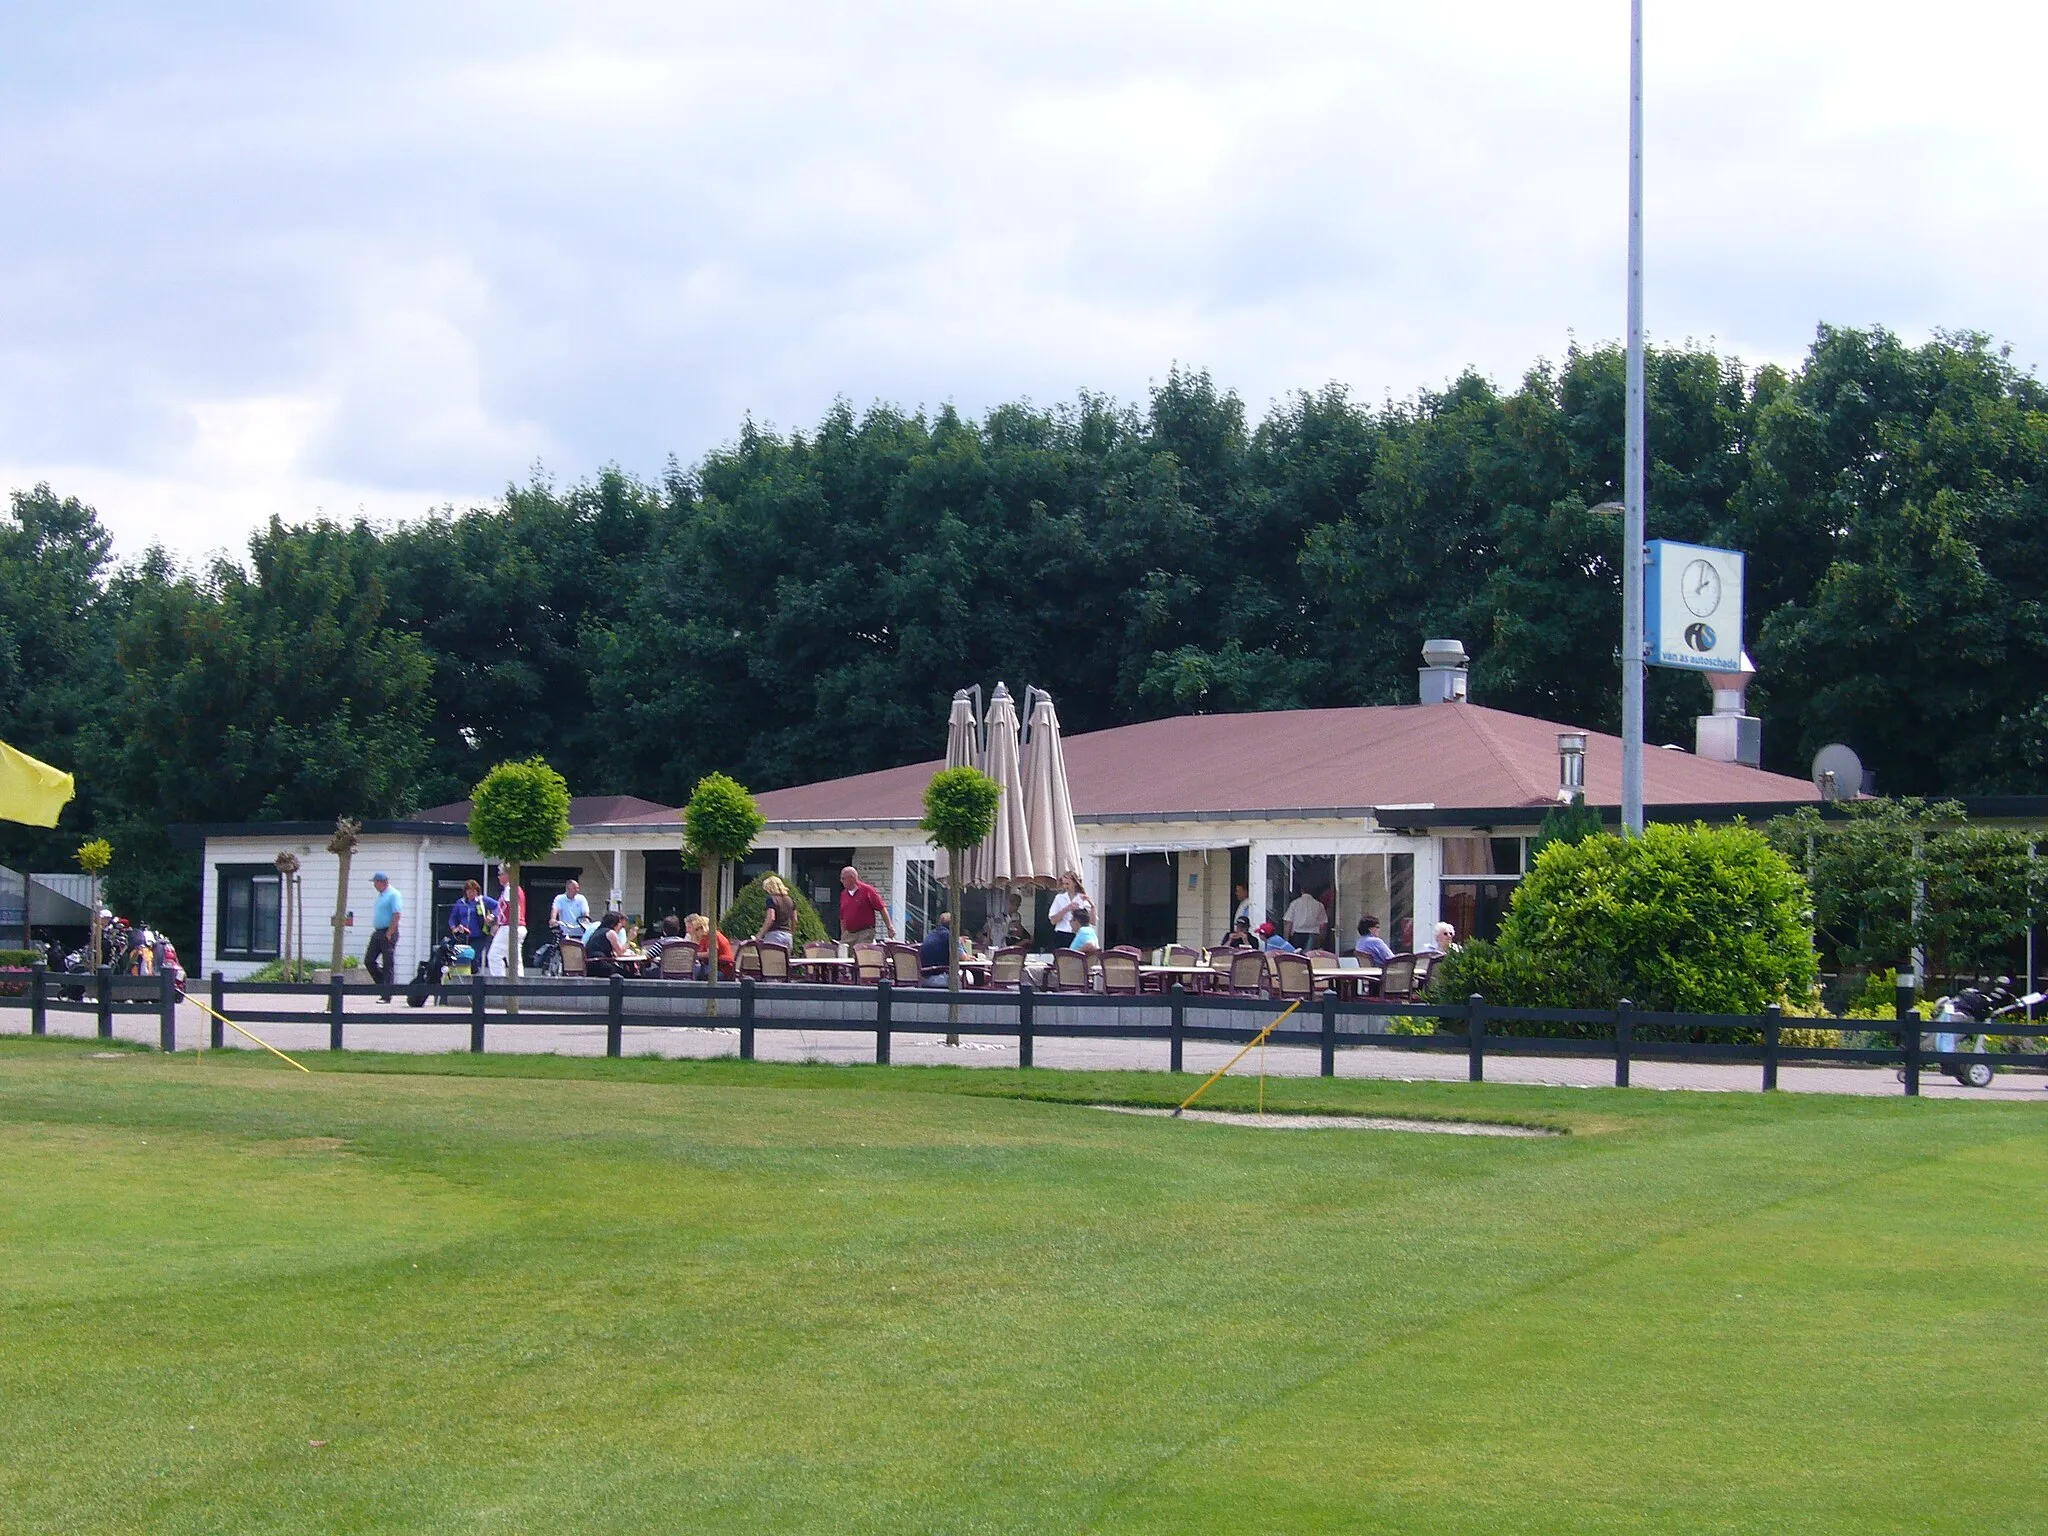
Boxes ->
[852,943,887,984]
[657,940,697,979]
[1411,952,1438,994]
[804,940,838,959]
[735,939,762,979]
[558,938,588,977]
[1377,953,1419,1003]
[757,942,791,981]
[887,942,923,986]
[1100,947,1143,995]
[987,946,1027,988]
[1227,949,1268,996]
[1269,950,1316,1001]
[1051,947,1091,992]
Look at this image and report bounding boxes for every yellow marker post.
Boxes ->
[181,991,312,1074]
[1172,1000,1302,1117]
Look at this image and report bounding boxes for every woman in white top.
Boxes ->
[1047,871,1092,949]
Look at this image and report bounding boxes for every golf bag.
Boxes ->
[406,937,459,1008]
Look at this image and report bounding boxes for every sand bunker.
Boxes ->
[1092,1105,1556,1137]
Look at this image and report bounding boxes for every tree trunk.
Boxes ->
[946,865,962,1044]
[282,876,294,979]
[330,847,353,975]
[89,876,102,970]
[504,858,522,1016]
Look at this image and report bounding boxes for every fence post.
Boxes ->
[30,962,46,1037]
[1320,989,1338,1078]
[1898,974,1920,1098]
[1169,983,1186,1074]
[607,972,624,1058]
[1466,993,1486,1083]
[470,969,486,1054]
[328,969,344,1052]
[209,971,225,1049]
[875,978,892,1065]
[158,969,178,1052]
[1761,1003,1781,1091]
[739,976,756,1061]
[1017,981,1033,1070]
[1614,998,1633,1088]
[96,966,113,1041]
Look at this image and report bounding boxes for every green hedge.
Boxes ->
[718,876,829,948]
[0,949,44,968]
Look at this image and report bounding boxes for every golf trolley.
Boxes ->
[1904,982,2045,1088]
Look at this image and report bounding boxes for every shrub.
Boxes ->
[719,875,829,949]
[1433,822,1817,1017]
[0,948,43,968]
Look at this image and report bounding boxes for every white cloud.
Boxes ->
[2,0,2045,562]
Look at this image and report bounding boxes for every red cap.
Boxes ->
[1256,921,1276,936]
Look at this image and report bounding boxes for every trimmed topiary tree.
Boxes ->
[1532,794,1605,857]
[75,837,112,967]
[1435,821,1816,1018]
[921,765,1001,994]
[684,774,765,945]
[327,817,361,976]
[719,875,829,949]
[468,758,571,1004]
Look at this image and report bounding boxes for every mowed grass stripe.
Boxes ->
[1,1040,2041,1533]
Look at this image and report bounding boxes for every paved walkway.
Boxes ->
[15,997,2044,1102]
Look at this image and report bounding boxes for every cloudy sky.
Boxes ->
[4,1,2043,562]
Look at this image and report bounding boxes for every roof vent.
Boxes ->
[1418,639,1469,705]
[1694,650,1761,767]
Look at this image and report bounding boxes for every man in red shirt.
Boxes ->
[837,866,895,946]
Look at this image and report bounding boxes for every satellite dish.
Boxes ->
[1811,743,1863,801]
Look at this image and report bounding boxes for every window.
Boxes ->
[1439,836,1528,944]
[216,865,282,961]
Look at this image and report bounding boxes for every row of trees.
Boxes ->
[3,324,2044,951]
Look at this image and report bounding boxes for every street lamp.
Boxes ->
[1590,498,1644,835]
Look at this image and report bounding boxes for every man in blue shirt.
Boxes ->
[550,880,591,938]
[918,913,953,985]
[1258,921,1296,953]
[367,873,403,1003]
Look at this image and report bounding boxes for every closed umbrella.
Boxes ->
[1020,692,1083,888]
[934,689,983,887]
[979,684,1034,889]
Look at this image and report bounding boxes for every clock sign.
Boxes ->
[1645,540,1744,671]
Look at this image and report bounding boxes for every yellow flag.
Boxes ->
[0,740,75,828]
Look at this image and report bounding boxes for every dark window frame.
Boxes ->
[216,864,283,961]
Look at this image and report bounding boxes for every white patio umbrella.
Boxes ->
[1019,691,1083,888]
[978,684,1034,890]
[934,688,983,887]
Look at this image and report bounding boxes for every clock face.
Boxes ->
[1682,558,1722,617]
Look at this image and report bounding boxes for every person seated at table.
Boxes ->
[1258,921,1297,953]
[1219,915,1258,949]
[1420,920,1460,957]
[919,912,954,986]
[1069,916,1100,957]
[644,914,684,967]
[685,913,735,979]
[585,911,630,976]
[1354,914,1394,965]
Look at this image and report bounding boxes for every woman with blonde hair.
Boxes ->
[685,912,735,980]
[756,874,797,950]
[1047,870,1091,949]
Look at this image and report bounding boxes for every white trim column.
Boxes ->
[1414,834,1443,947]
[610,847,625,913]
[1245,840,1274,930]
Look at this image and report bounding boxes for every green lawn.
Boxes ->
[2,1039,2043,1534]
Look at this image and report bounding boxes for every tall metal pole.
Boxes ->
[1621,0,1647,837]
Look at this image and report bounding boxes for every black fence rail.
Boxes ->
[3,965,2043,1097]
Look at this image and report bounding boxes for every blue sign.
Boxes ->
[1645,540,1745,671]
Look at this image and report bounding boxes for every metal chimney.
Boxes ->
[1556,732,1587,801]
[1417,639,1469,705]
[1694,651,1760,767]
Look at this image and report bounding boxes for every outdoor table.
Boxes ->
[1139,963,1217,994]
[1310,961,1382,1000]
[790,956,855,983]
[612,950,650,977]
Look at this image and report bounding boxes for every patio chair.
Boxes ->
[886,943,923,986]
[1051,947,1091,992]
[735,940,762,979]
[757,943,791,982]
[804,940,838,958]
[1100,947,1143,995]
[1411,952,1438,994]
[1227,949,1268,997]
[852,943,887,985]
[657,940,697,979]
[558,938,588,977]
[987,946,1027,988]
[1378,953,1419,1003]
[1269,950,1316,1002]
[1162,944,1201,967]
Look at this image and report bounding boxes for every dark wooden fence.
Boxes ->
[5,965,2043,1097]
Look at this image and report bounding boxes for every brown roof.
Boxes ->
[751,702,1821,825]
[415,794,681,828]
